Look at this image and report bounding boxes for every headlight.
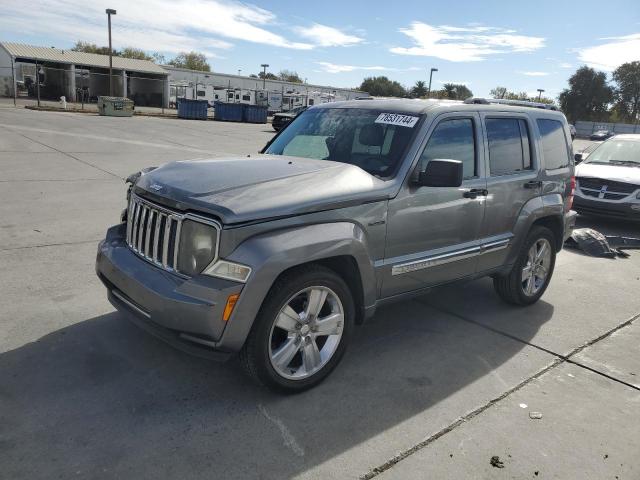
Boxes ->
[177,220,218,276]
[203,260,252,283]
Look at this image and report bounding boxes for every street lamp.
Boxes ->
[537,88,545,101]
[106,8,116,96]
[237,69,242,76]
[427,67,438,98]
[261,63,269,89]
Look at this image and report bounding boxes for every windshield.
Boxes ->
[584,139,640,166]
[264,108,423,178]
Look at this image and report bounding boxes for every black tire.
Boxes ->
[239,264,355,393]
[493,226,556,306]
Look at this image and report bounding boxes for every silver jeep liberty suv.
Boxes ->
[97,98,576,392]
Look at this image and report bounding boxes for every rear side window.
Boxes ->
[419,118,476,179]
[537,119,570,169]
[486,118,532,175]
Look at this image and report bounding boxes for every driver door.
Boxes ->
[381,112,487,297]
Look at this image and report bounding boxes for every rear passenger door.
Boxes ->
[477,113,540,272]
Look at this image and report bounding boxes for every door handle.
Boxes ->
[463,188,488,199]
[524,180,542,189]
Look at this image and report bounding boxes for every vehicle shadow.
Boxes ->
[0,293,553,479]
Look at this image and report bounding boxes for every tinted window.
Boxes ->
[419,118,476,179]
[537,119,569,169]
[486,118,532,175]
[265,108,421,178]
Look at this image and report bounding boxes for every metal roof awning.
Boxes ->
[1,42,167,75]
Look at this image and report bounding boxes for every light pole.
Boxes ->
[261,63,269,90]
[427,67,438,98]
[537,88,545,101]
[106,8,116,96]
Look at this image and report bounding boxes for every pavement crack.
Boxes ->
[0,239,101,251]
[424,301,640,392]
[258,404,305,457]
[360,359,563,480]
[360,305,640,479]
[9,130,123,180]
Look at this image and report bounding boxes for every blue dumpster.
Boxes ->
[243,105,268,124]
[214,102,244,122]
[177,99,208,120]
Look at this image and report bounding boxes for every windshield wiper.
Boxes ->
[609,160,640,167]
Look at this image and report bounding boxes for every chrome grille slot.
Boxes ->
[124,194,220,275]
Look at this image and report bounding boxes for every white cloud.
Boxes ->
[316,62,393,73]
[390,22,545,62]
[559,63,573,68]
[577,33,640,71]
[294,24,364,47]
[0,0,319,54]
[518,71,550,76]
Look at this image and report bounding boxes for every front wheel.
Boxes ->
[493,226,556,306]
[240,265,354,393]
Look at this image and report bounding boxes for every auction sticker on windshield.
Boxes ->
[375,113,419,128]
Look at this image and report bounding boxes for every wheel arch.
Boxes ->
[216,222,376,351]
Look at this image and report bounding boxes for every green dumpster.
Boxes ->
[97,96,134,117]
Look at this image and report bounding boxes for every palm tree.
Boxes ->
[412,80,427,98]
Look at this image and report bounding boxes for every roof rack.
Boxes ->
[464,97,558,111]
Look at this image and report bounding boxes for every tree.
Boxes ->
[120,47,153,61]
[258,71,279,80]
[359,76,407,98]
[411,80,427,98]
[612,61,640,122]
[442,83,473,100]
[559,66,613,122]
[278,70,303,83]
[168,51,211,72]
[490,86,508,99]
[151,52,166,64]
[71,41,112,56]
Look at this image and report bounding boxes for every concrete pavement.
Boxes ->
[0,107,638,479]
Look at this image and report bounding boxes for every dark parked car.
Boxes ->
[574,134,640,220]
[590,129,614,141]
[97,98,575,392]
[272,106,307,131]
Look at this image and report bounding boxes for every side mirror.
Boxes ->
[574,153,583,164]
[415,159,463,187]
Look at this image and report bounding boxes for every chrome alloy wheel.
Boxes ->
[268,286,344,380]
[521,238,552,296]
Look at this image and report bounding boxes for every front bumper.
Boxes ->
[574,195,640,221]
[96,224,244,358]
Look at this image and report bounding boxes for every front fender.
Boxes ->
[216,222,376,351]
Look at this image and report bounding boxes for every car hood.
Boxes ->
[576,162,640,184]
[134,155,390,224]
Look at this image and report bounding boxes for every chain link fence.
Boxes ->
[0,63,167,111]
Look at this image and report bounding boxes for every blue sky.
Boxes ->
[2,0,640,98]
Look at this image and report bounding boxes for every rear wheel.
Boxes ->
[240,265,354,392]
[493,226,556,306]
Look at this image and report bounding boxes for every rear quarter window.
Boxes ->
[537,119,570,170]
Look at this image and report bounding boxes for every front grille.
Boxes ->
[581,190,628,201]
[577,177,639,194]
[126,195,183,272]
